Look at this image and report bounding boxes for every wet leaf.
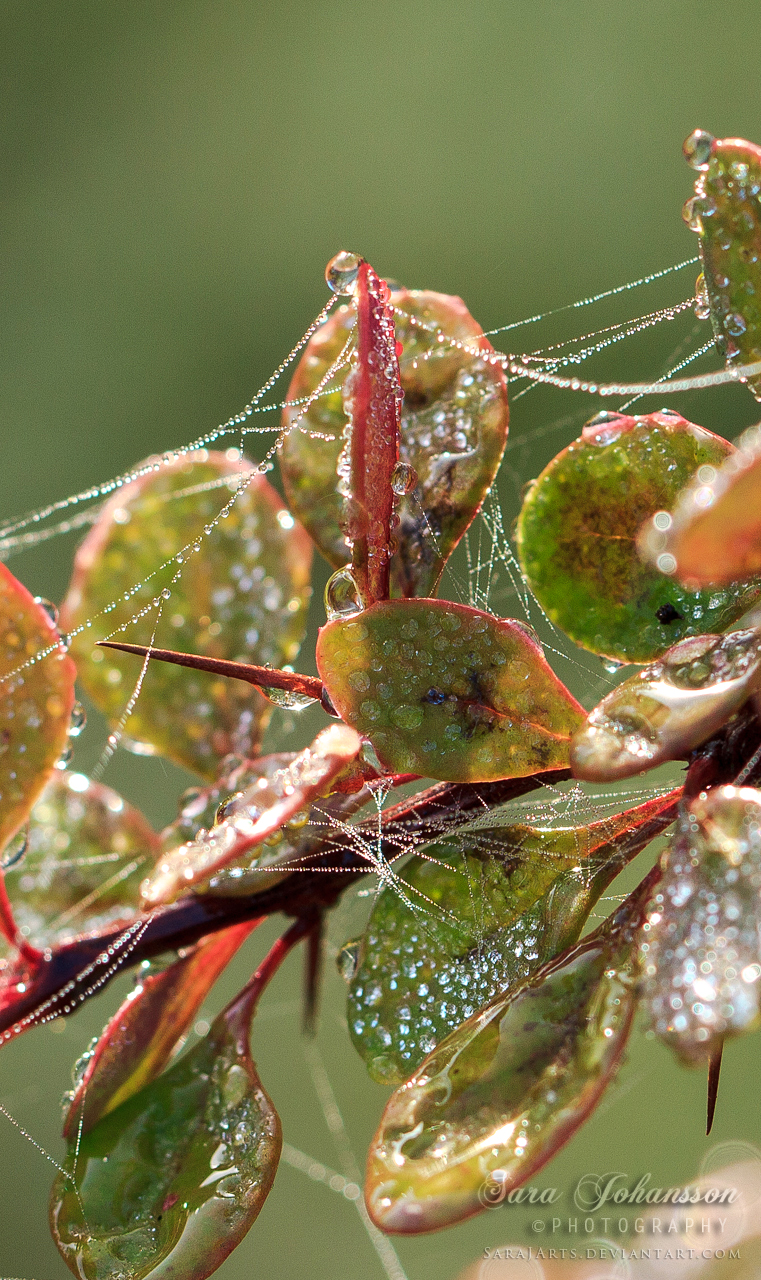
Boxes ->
[51,972,281,1280]
[316,600,583,782]
[639,422,761,587]
[160,751,371,899]
[642,786,761,1065]
[279,286,508,598]
[0,565,75,854]
[516,410,758,663]
[63,922,258,1138]
[682,131,761,400]
[60,452,312,780]
[571,629,761,781]
[365,896,643,1232]
[0,771,160,958]
[346,792,676,1083]
[141,724,362,905]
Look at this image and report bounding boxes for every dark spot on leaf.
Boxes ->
[656,602,683,624]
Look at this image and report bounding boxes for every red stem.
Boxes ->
[0,873,42,967]
[225,915,314,1040]
[347,261,401,605]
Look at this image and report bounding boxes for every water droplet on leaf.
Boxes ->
[325,250,361,295]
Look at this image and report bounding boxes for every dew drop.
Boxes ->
[68,702,87,738]
[261,686,317,710]
[55,746,74,771]
[694,273,710,321]
[337,939,361,982]
[33,596,59,626]
[325,251,362,296]
[725,312,747,336]
[325,566,363,621]
[390,462,418,496]
[602,658,624,674]
[683,129,715,171]
[682,196,704,234]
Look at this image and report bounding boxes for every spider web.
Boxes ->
[0,252,738,1280]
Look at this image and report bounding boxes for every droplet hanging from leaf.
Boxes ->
[365,889,646,1233]
[317,599,584,782]
[59,452,313,780]
[571,629,761,781]
[0,565,76,858]
[642,787,761,1065]
[681,132,761,400]
[516,411,758,662]
[348,790,677,1082]
[279,281,508,598]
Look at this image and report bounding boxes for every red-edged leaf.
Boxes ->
[317,600,584,782]
[63,921,259,1138]
[141,724,362,905]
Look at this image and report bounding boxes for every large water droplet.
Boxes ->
[390,462,418,497]
[55,746,74,770]
[325,251,361,296]
[584,410,623,428]
[682,196,704,234]
[68,701,87,737]
[325,567,363,621]
[694,273,710,321]
[34,596,59,626]
[1,825,28,870]
[261,685,317,711]
[602,658,624,674]
[337,939,361,982]
[725,312,747,336]
[683,129,715,171]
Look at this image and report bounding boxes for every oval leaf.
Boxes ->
[571,629,761,781]
[63,921,258,1138]
[0,564,75,853]
[347,791,676,1083]
[516,411,757,662]
[141,724,362,905]
[640,422,761,587]
[279,287,509,598]
[682,132,761,399]
[0,771,160,959]
[51,981,280,1280]
[365,911,640,1233]
[642,786,761,1064]
[316,600,583,782]
[60,452,312,780]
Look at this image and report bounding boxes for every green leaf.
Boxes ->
[0,771,160,958]
[642,787,761,1065]
[516,411,758,663]
[365,900,641,1233]
[141,725,362,905]
[63,922,258,1138]
[639,422,761,587]
[346,791,676,1083]
[51,978,280,1280]
[316,600,583,782]
[571,629,761,781]
[682,131,761,400]
[0,564,76,854]
[279,286,508,598]
[60,452,312,781]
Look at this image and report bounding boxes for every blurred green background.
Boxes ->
[2,2,761,1278]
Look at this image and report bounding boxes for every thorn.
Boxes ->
[97,641,324,701]
[302,915,324,1038]
[706,1038,724,1136]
